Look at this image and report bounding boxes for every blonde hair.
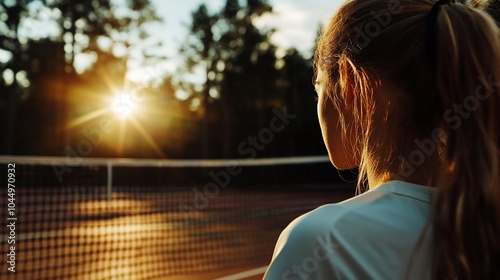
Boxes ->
[315,0,500,278]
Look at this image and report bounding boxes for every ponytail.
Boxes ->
[315,1,500,278]
[431,3,500,279]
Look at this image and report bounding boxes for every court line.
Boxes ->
[213,266,268,280]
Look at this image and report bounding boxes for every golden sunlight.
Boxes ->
[112,93,137,118]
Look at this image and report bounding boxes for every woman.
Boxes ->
[264,0,500,279]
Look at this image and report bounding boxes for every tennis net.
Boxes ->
[0,156,355,280]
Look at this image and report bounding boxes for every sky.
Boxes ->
[124,0,344,83]
[150,0,343,56]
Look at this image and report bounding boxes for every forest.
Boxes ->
[1,0,499,159]
[0,0,325,159]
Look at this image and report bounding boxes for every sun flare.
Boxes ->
[112,93,137,118]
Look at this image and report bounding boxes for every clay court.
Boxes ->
[0,180,353,280]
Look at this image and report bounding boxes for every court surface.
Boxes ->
[0,186,354,280]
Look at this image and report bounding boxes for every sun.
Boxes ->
[112,93,137,118]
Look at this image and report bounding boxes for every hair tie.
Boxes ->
[425,0,452,63]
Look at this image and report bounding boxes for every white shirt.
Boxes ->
[263,180,437,280]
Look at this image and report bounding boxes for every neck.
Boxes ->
[367,167,389,190]
[364,155,386,190]
[366,160,438,190]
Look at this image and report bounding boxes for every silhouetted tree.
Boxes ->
[179,4,217,158]
[0,1,28,153]
[0,0,165,156]
[179,0,326,159]
[180,0,285,158]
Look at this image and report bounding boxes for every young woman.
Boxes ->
[264,0,500,279]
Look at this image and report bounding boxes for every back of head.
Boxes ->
[315,0,500,278]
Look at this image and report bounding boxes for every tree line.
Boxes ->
[0,0,325,159]
[1,0,498,159]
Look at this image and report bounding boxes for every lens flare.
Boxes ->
[112,94,136,118]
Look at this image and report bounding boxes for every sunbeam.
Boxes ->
[118,120,127,155]
[67,108,111,128]
[129,117,166,158]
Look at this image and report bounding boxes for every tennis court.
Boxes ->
[0,156,354,280]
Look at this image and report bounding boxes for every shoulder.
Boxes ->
[280,187,388,239]
[264,181,435,280]
[279,180,435,246]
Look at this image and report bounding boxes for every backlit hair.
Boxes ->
[315,0,500,278]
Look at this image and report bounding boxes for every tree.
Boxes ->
[0,1,29,153]
[179,4,217,158]
[179,0,283,158]
[0,0,166,156]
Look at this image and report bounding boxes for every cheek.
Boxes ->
[317,95,359,170]
[317,95,338,148]
[317,99,327,130]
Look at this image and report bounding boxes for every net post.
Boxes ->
[107,161,113,202]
